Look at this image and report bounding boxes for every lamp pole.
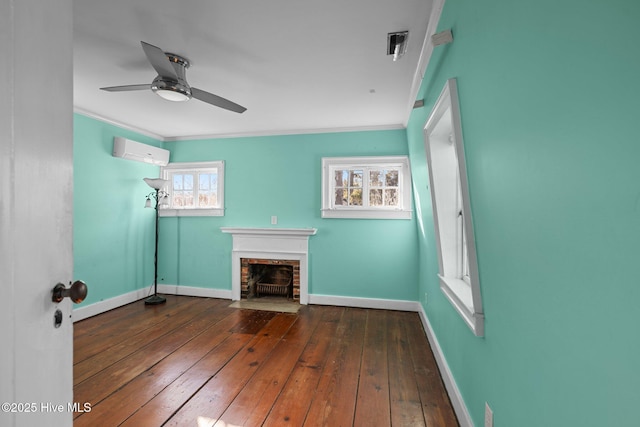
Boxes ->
[143,178,169,305]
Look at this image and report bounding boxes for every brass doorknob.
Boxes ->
[52,280,88,303]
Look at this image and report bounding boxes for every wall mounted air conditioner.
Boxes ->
[112,137,170,166]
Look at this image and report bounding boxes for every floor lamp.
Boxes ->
[143,177,169,305]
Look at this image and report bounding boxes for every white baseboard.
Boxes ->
[308,294,421,312]
[74,289,417,322]
[418,306,473,427]
[157,284,233,300]
[72,287,150,322]
[72,285,233,322]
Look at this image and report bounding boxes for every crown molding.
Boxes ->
[74,106,405,142]
[162,123,406,142]
[74,107,166,141]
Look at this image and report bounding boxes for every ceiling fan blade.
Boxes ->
[100,84,150,92]
[141,41,178,80]
[191,87,247,113]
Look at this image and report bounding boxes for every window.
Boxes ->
[424,79,484,336]
[321,156,412,219]
[159,161,225,217]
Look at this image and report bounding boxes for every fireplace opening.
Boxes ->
[241,258,300,302]
[249,264,293,299]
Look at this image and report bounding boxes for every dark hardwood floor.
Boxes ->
[73,295,458,426]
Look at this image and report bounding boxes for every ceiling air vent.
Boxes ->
[387,31,409,61]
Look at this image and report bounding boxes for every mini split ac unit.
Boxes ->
[112,137,170,166]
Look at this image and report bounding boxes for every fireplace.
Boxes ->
[242,258,300,301]
[220,227,317,304]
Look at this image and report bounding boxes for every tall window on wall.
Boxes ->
[424,79,484,336]
[159,161,225,217]
[321,156,412,219]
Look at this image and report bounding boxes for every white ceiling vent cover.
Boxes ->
[112,137,170,166]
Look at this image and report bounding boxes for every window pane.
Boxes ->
[185,192,194,206]
[197,172,218,208]
[199,174,211,190]
[174,192,185,207]
[184,174,193,190]
[171,174,189,207]
[369,170,384,187]
[385,170,399,187]
[333,169,365,206]
[384,189,398,206]
[199,172,218,190]
[349,188,362,206]
[199,189,217,207]
[173,174,183,190]
[334,170,346,188]
[370,189,382,206]
[349,170,363,187]
[171,173,194,207]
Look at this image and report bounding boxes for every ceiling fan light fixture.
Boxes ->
[151,77,192,102]
[155,87,191,102]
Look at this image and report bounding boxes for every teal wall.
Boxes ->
[407,0,640,425]
[73,114,162,306]
[74,115,419,306]
[159,131,419,301]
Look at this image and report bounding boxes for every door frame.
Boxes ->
[0,0,75,426]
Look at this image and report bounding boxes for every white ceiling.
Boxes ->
[73,0,435,140]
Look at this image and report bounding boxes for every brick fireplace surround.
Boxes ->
[241,258,301,301]
[220,227,317,304]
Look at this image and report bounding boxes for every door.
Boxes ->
[0,0,74,426]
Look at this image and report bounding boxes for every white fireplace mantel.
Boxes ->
[220,227,317,303]
[220,227,317,237]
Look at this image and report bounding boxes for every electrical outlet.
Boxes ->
[424,292,428,303]
[485,402,493,427]
[271,216,277,225]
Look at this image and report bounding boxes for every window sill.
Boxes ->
[159,208,224,217]
[438,275,484,336]
[321,209,412,220]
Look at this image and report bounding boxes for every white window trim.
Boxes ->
[159,161,225,217]
[321,156,412,220]
[424,79,484,336]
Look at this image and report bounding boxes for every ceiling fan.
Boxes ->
[100,41,246,113]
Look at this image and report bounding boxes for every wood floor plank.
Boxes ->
[73,304,242,427]
[353,309,391,427]
[73,296,457,427]
[404,312,459,426]
[388,311,427,426]
[164,312,298,426]
[73,297,225,384]
[260,306,344,426]
[73,295,205,363]
[73,300,241,407]
[72,298,143,336]
[216,305,325,426]
[303,307,367,427]
[118,333,253,427]
[228,308,278,334]
[117,309,283,427]
[73,294,201,353]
